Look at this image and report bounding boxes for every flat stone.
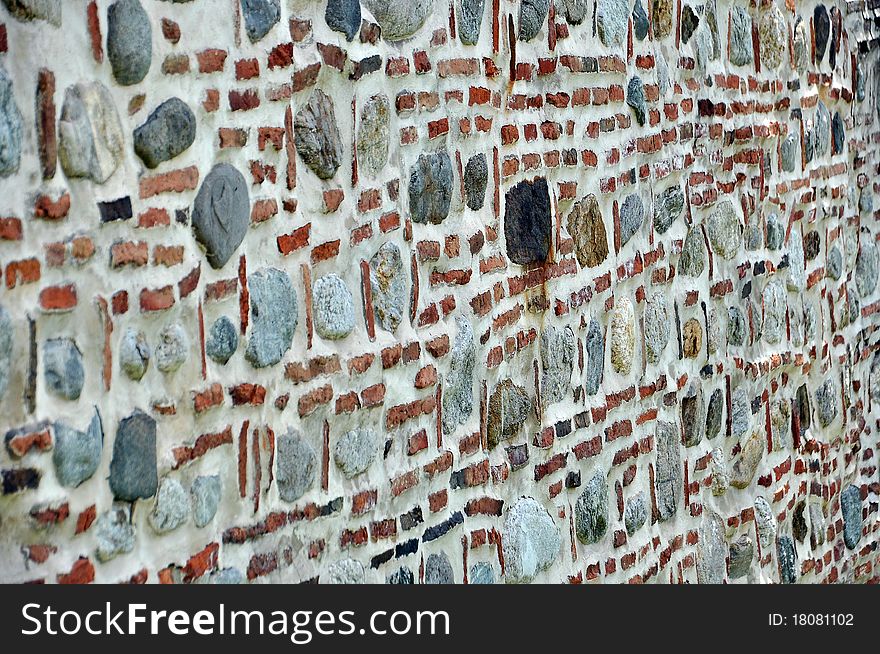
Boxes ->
[0,305,12,400]
[652,0,674,39]
[325,558,365,584]
[792,17,809,71]
[502,497,560,583]
[206,316,238,365]
[575,471,608,544]
[1,0,60,23]
[766,213,785,249]
[312,274,355,340]
[754,496,776,551]
[707,200,742,259]
[762,279,786,345]
[241,0,280,42]
[680,4,699,44]
[192,163,250,269]
[295,89,344,180]
[409,150,453,224]
[387,567,414,584]
[540,325,575,406]
[679,226,706,276]
[119,328,150,380]
[245,268,297,368]
[43,338,84,401]
[53,410,102,488]
[597,0,627,47]
[815,377,837,427]
[149,477,189,533]
[0,67,23,176]
[357,94,389,177]
[155,323,188,373]
[681,383,704,447]
[619,192,644,246]
[682,317,702,359]
[518,0,549,41]
[710,446,729,495]
[832,111,845,155]
[58,81,124,183]
[644,292,670,364]
[458,0,485,44]
[95,506,135,562]
[655,421,681,521]
[729,6,753,66]
[584,318,604,396]
[463,153,488,210]
[816,101,831,156]
[369,242,406,334]
[610,297,635,374]
[814,4,830,63]
[133,98,196,168]
[504,177,551,265]
[777,535,797,584]
[624,491,648,535]
[653,185,684,234]
[567,194,608,268]
[780,134,799,173]
[730,387,751,440]
[191,475,221,527]
[325,0,361,40]
[109,410,158,501]
[856,238,879,298]
[696,511,726,584]
[107,0,152,86]
[334,428,378,478]
[363,0,434,41]
[730,431,763,489]
[469,562,495,584]
[276,429,316,502]
[425,552,454,584]
[632,0,648,40]
[706,388,723,440]
[786,229,806,291]
[758,3,785,70]
[841,485,862,550]
[729,535,753,579]
[559,0,588,25]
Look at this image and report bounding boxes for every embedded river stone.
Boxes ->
[758,3,785,70]
[567,194,608,268]
[832,111,845,154]
[463,153,488,210]
[730,431,763,489]
[653,185,684,234]
[626,76,647,126]
[442,317,476,434]
[107,0,152,86]
[619,193,644,247]
[241,0,280,42]
[504,177,551,265]
[191,475,221,527]
[803,230,820,261]
[295,89,344,180]
[680,4,698,44]
[815,378,837,427]
[206,316,238,365]
[325,0,361,41]
[754,496,776,550]
[119,328,150,380]
[710,447,729,495]
[502,497,560,583]
[679,226,706,276]
[0,68,23,176]
[856,238,879,298]
[816,101,830,156]
[632,0,648,40]
[841,484,862,549]
[518,0,549,41]
[370,242,406,333]
[827,245,843,280]
[155,323,188,373]
[245,268,297,368]
[777,535,796,583]
[43,338,84,401]
[729,535,753,579]
[192,163,250,269]
[762,279,786,344]
[425,552,454,584]
[95,507,135,562]
[584,318,604,396]
[652,0,674,39]
[728,306,746,346]
[0,305,12,400]
[786,229,806,291]
[357,94,390,177]
[766,213,785,249]
[312,274,355,340]
[133,98,196,169]
[682,318,702,359]
[362,0,434,41]
[707,200,742,259]
[610,297,635,374]
[781,134,799,173]
[409,150,453,224]
[730,387,751,439]
[597,0,627,47]
[792,17,809,71]
[487,380,531,449]
[276,429,316,502]
[624,492,648,535]
[706,308,720,354]
[149,477,189,533]
[540,325,575,406]
[53,410,102,488]
[559,0,588,25]
[681,383,704,447]
[109,410,158,501]
[58,81,124,183]
[470,562,495,584]
[458,0,485,44]
[696,511,725,584]
[334,428,378,478]
[706,388,723,440]
[809,503,825,548]
[325,558,365,584]
[655,421,681,521]
[1,0,60,23]
[814,4,830,63]
[729,6,753,66]
[644,291,670,364]
[575,471,608,544]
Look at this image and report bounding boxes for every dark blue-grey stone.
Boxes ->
[781,133,798,173]
[729,535,753,579]
[192,163,250,269]
[832,112,845,155]
[777,535,796,584]
[575,471,608,544]
[624,491,648,535]
[206,316,238,365]
[133,98,196,169]
[655,420,680,521]
[518,0,550,41]
[325,0,361,41]
[464,153,488,210]
[841,485,862,550]
[43,338,84,401]
[0,67,23,176]
[626,76,647,126]
[107,0,152,86]
[109,410,158,501]
[458,0,485,45]
[276,429,316,502]
[245,268,297,368]
[654,185,684,234]
[409,150,453,224]
[814,5,830,63]
[632,0,648,40]
[387,567,414,584]
[191,475,221,527]
[469,562,495,584]
[53,410,102,488]
[240,0,280,42]
[425,552,455,584]
[0,305,11,400]
[584,318,604,396]
[729,7,753,67]
[619,193,644,247]
[504,177,551,265]
[559,0,587,25]
[706,388,723,440]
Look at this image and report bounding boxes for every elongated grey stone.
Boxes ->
[96,506,135,562]
[458,0,485,44]
[276,429,316,502]
[312,274,355,340]
[109,410,158,501]
[191,475,221,527]
[841,485,862,550]
[575,471,608,544]
[518,0,549,41]
[53,410,102,488]
[0,67,23,177]
[192,163,250,269]
[584,318,604,395]
[442,317,476,434]
[295,89,344,180]
[149,477,189,533]
[370,242,406,334]
[206,316,238,365]
[107,0,153,86]
[58,82,124,183]
[0,305,12,400]
[655,421,680,521]
[325,0,361,41]
[43,338,84,401]
[245,268,297,368]
[119,328,150,380]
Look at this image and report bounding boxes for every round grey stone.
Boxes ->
[826,245,842,280]
[729,6,753,66]
[502,497,560,583]
[841,484,862,550]
[0,305,12,400]
[487,380,531,449]
[245,267,297,368]
[619,193,644,247]
[754,496,776,550]
[696,511,726,584]
[654,185,684,234]
[155,323,188,373]
[856,238,879,298]
[119,328,150,380]
[357,94,390,177]
[728,535,753,579]
[334,428,378,478]
[109,410,158,501]
[362,0,434,41]
[679,226,706,276]
[58,81,124,183]
[464,153,488,211]
[206,316,238,365]
[240,0,280,42]
[312,274,355,340]
[133,98,196,169]
[624,491,648,535]
[505,177,551,264]
[469,562,495,584]
[276,429,316,502]
[707,200,742,259]
[192,163,250,269]
[325,0,361,41]
[149,477,190,533]
[0,67,23,176]
[325,558,365,584]
[95,506,135,562]
[107,0,152,86]
[626,76,647,126]
[706,388,723,440]
[43,338,84,401]
[191,475,221,527]
[53,410,102,488]
[424,552,454,584]
[409,150,454,224]
[540,324,575,406]
[584,318,604,396]
[597,0,627,47]
[567,194,608,268]
[644,291,670,364]
[518,0,549,41]
[442,317,476,434]
[295,89,344,180]
[575,471,608,544]
[655,421,681,521]
[814,378,837,427]
[458,0,485,44]
[370,242,406,333]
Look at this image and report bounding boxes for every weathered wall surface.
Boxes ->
[0,0,878,584]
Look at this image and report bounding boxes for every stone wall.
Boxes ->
[0,0,878,584]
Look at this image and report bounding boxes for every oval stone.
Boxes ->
[442,317,477,434]
[192,163,250,269]
[133,97,196,168]
[362,0,434,41]
[357,94,390,177]
[334,428,378,478]
[502,497,560,583]
[43,338,84,400]
[610,297,635,374]
[58,82,124,183]
[409,150,453,224]
[567,194,608,268]
[107,0,152,86]
[245,268,297,368]
[0,68,23,176]
[295,89,344,180]
[312,274,355,340]
[276,429,316,502]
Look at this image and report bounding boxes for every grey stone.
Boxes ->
[567,194,608,268]
[610,298,635,376]
[731,431,763,489]
[149,477,189,533]
[597,0,628,47]
[758,3,785,70]
[425,552,454,584]
[245,268,297,368]
[540,325,575,406]
[803,127,815,164]
[133,98,196,169]
[312,274,355,340]
[727,306,746,346]
[814,5,830,63]
[369,242,406,334]
[744,223,762,251]
[575,471,608,544]
[119,328,150,380]
[696,511,726,584]
[584,318,604,396]
[458,0,485,44]
[43,338,84,401]
[155,323,188,373]
[58,81,124,183]
[240,0,280,42]
[729,7,753,66]
[463,153,488,211]
[619,193,644,246]
[654,185,684,234]
[409,150,453,224]
[626,77,647,130]
[814,378,837,428]
[792,17,809,71]
[644,291,670,364]
[191,475,221,527]
[559,0,588,25]
[786,229,806,292]
[624,492,648,535]
[502,497,560,583]
[710,446,729,495]
[208,568,244,584]
[334,428,378,478]
[706,388,723,440]
[109,410,158,501]
[856,238,878,298]
[832,111,845,155]
[442,317,476,434]
[652,0,674,39]
[826,245,843,281]
[680,4,699,44]
[780,134,799,173]
[469,562,495,584]
[681,383,704,447]
[809,503,825,548]
[728,535,753,579]
[504,177,551,265]
[777,536,796,584]
[206,316,238,365]
[362,0,434,41]
[859,190,873,215]
[766,213,784,250]
[730,387,751,440]
[325,558,365,584]
[487,380,530,449]
[679,226,706,276]
[762,279,786,345]
[754,496,776,551]
[0,305,12,400]
[53,410,102,488]
[107,0,152,86]
[0,67,22,176]
[841,485,862,550]
[518,0,549,41]
[326,0,361,41]
[192,163,250,269]
[770,397,791,451]
[357,94,390,177]
[655,420,681,521]
[276,429,316,502]
[295,89,344,180]
[1,0,60,24]
[707,200,742,259]
[95,506,135,562]
[387,567,414,584]
[706,307,721,355]
[816,101,831,156]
